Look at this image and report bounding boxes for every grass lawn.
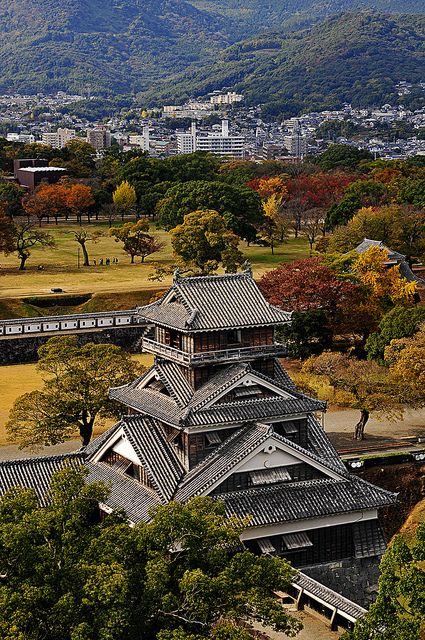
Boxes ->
[0,352,154,446]
[0,222,309,299]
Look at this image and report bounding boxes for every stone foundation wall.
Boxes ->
[0,327,144,365]
[302,556,381,608]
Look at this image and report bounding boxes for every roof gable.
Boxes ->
[138,270,291,331]
[176,423,347,502]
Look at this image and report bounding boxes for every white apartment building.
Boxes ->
[284,120,308,158]
[128,125,150,152]
[6,133,35,144]
[41,128,76,148]
[177,121,245,158]
[210,92,244,105]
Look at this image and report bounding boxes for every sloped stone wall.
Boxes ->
[302,556,380,607]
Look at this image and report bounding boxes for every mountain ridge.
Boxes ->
[0,2,422,106]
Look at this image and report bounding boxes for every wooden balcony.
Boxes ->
[142,337,287,366]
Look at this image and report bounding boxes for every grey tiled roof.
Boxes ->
[353,238,424,284]
[305,415,346,471]
[221,477,396,527]
[294,572,367,621]
[86,462,161,523]
[0,452,85,505]
[354,238,406,262]
[274,360,296,389]
[111,362,325,428]
[121,416,184,502]
[155,360,194,407]
[176,421,352,503]
[83,421,122,457]
[176,423,271,501]
[138,271,292,332]
[110,386,182,424]
[185,396,325,427]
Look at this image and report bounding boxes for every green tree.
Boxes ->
[300,352,403,440]
[171,210,244,275]
[157,181,263,242]
[1,217,55,270]
[110,219,164,263]
[6,336,143,447]
[313,144,373,172]
[0,467,301,640]
[343,527,425,640]
[113,180,137,220]
[280,309,333,359]
[366,306,425,364]
[0,181,25,217]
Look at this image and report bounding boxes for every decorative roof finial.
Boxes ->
[243,260,252,277]
[173,266,181,283]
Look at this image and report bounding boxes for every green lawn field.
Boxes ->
[0,222,309,299]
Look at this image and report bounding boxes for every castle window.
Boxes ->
[257,538,276,554]
[205,431,221,445]
[282,532,313,550]
[250,468,291,486]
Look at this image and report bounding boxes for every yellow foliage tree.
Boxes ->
[258,194,288,254]
[384,323,425,404]
[112,180,137,221]
[352,245,417,308]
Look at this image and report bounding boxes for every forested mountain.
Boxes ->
[192,0,425,36]
[0,1,423,107]
[141,12,425,115]
[0,0,229,94]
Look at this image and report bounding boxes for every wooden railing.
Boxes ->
[142,337,286,365]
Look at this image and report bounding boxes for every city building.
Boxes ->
[13,158,67,189]
[177,120,245,158]
[284,121,308,158]
[6,133,35,144]
[210,92,244,105]
[127,125,150,152]
[87,126,111,151]
[41,128,76,148]
[0,269,396,605]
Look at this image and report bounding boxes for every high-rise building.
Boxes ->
[284,120,308,158]
[41,128,76,149]
[177,121,245,158]
[86,127,111,151]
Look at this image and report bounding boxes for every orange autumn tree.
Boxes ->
[65,183,95,224]
[22,183,68,225]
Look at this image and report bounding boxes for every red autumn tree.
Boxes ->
[260,257,359,336]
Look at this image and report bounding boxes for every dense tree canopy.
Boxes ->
[171,210,244,275]
[0,467,301,640]
[300,352,403,439]
[156,181,263,242]
[366,306,425,364]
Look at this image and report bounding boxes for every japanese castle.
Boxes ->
[0,268,396,602]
